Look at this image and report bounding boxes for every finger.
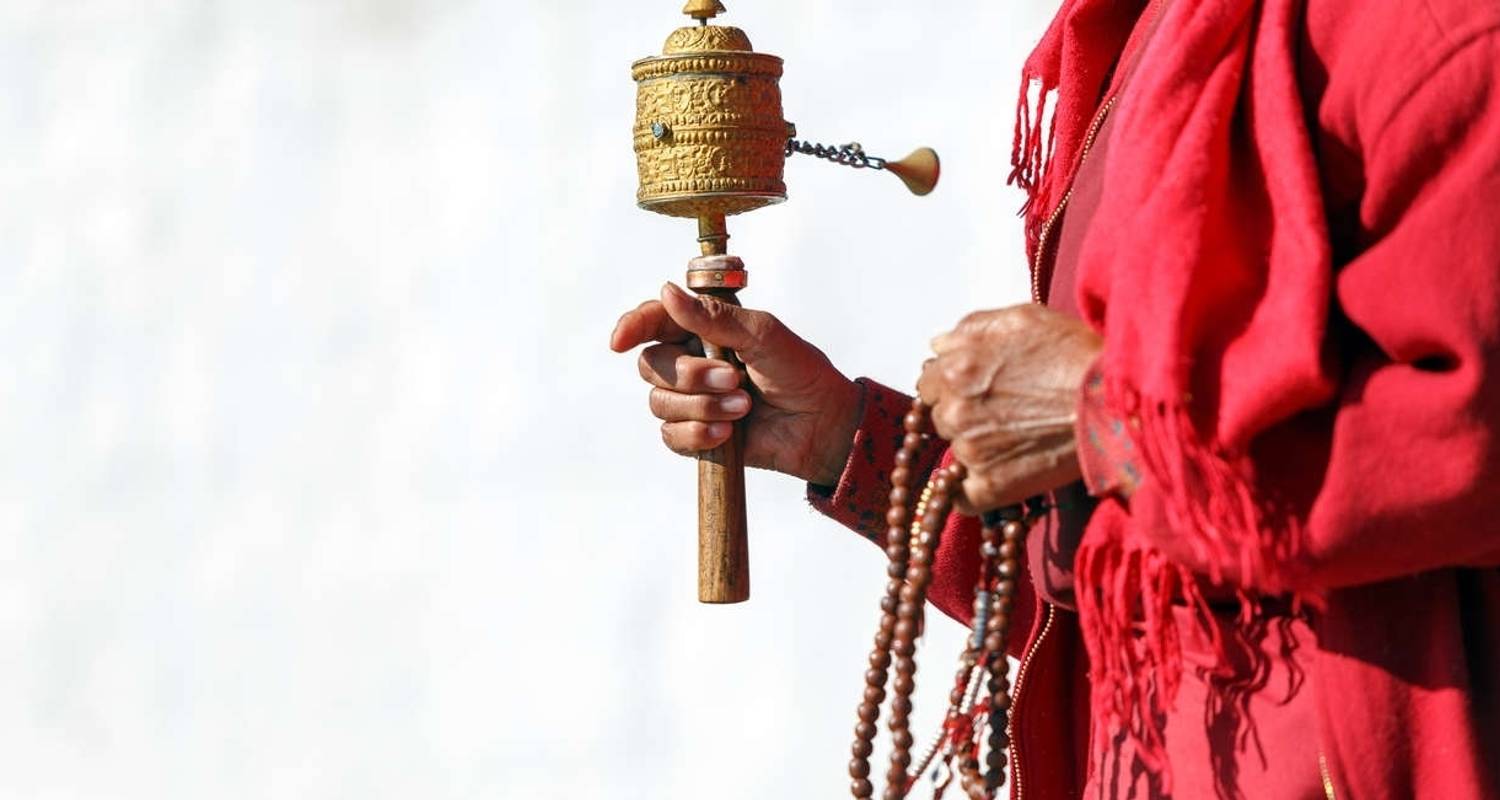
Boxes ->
[930,328,969,355]
[930,396,964,441]
[638,345,742,393]
[937,350,996,399]
[658,282,783,360]
[661,420,734,455]
[649,387,752,423]
[610,299,693,353]
[958,474,999,515]
[917,357,943,406]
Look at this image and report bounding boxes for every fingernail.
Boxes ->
[706,367,739,389]
[721,394,750,414]
[663,282,688,301]
[707,422,731,439]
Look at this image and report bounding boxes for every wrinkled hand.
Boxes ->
[917,304,1103,513]
[610,282,862,486]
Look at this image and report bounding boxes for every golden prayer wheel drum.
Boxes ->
[631,10,791,218]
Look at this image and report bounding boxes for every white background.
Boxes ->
[0,1,1055,797]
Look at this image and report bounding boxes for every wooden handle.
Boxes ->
[695,311,750,604]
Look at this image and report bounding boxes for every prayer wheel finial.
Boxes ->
[682,0,726,23]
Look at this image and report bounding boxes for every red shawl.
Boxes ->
[1013,0,1336,784]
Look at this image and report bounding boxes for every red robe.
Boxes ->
[811,1,1500,797]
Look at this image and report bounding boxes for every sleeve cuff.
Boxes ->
[807,377,948,544]
[1075,362,1143,499]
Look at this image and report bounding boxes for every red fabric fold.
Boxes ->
[1017,0,1334,781]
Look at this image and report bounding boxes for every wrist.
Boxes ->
[807,377,865,487]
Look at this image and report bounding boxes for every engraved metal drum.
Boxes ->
[631,24,790,219]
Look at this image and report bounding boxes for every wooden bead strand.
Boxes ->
[849,397,1036,800]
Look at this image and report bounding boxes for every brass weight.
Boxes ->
[631,1,939,604]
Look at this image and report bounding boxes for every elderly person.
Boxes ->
[612,0,1500,796]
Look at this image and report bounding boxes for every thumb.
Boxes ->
[659,282,779,360]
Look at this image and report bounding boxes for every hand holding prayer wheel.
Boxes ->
[610,285,863,487]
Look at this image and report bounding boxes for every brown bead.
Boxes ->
[894,619,915,640]
[887,562,907,580]
[998,540,1019,560]
[996,594,1014,613]
[891,467,910,487]
[991,693,1012,711]
[868,650,890,669]
[865,667,887,686]
[890,749,912,768]
[995,579,1016,598]
[875,631,892,650]
[889,486,910,505]
[947,463,967,480]
[1002,520,1025,541]
[849,758,870,779]
[882,786,903,800]
[989,730,1010,749]
[887,579,904,595]
[893,675,914,695]
[897,601,917,617]
[909,545,929,563]
[903,411,924,431]
[997,559,1019,579]
[932,474,950,493]
[893,639,914,657]
[894,450,912,467]
[928,493,950,513]
[852,738,873,758]
[922,510,945,531]
[986,749,1007,770]
[909,565,930,584]
[864,685,886,704]
[984,632,1003,652]
[851,778,873,798]
[885,505,908,527]
[855,721,877,740]
[917,529,935,547]
[857,701,879,722]
[886,526,908,545]
[986,613,1009,633]
[903,432,923,449]
[880,615,897,634]
[894,659,915,677]
[893,729,913,749]
[892,696,913,716]
[885,544,906,562]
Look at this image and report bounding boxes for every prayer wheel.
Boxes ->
[631,0,941,604]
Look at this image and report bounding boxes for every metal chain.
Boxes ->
[784,138,888,170]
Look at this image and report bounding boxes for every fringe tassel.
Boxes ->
[1075,381,1316,799]
[1106,379,1302,593]
[1008,74,1058,260]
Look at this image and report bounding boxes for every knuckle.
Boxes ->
[941,353,977,384]
[958,310,989,329]
[743,309,778,339]
[697,295,734,322]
